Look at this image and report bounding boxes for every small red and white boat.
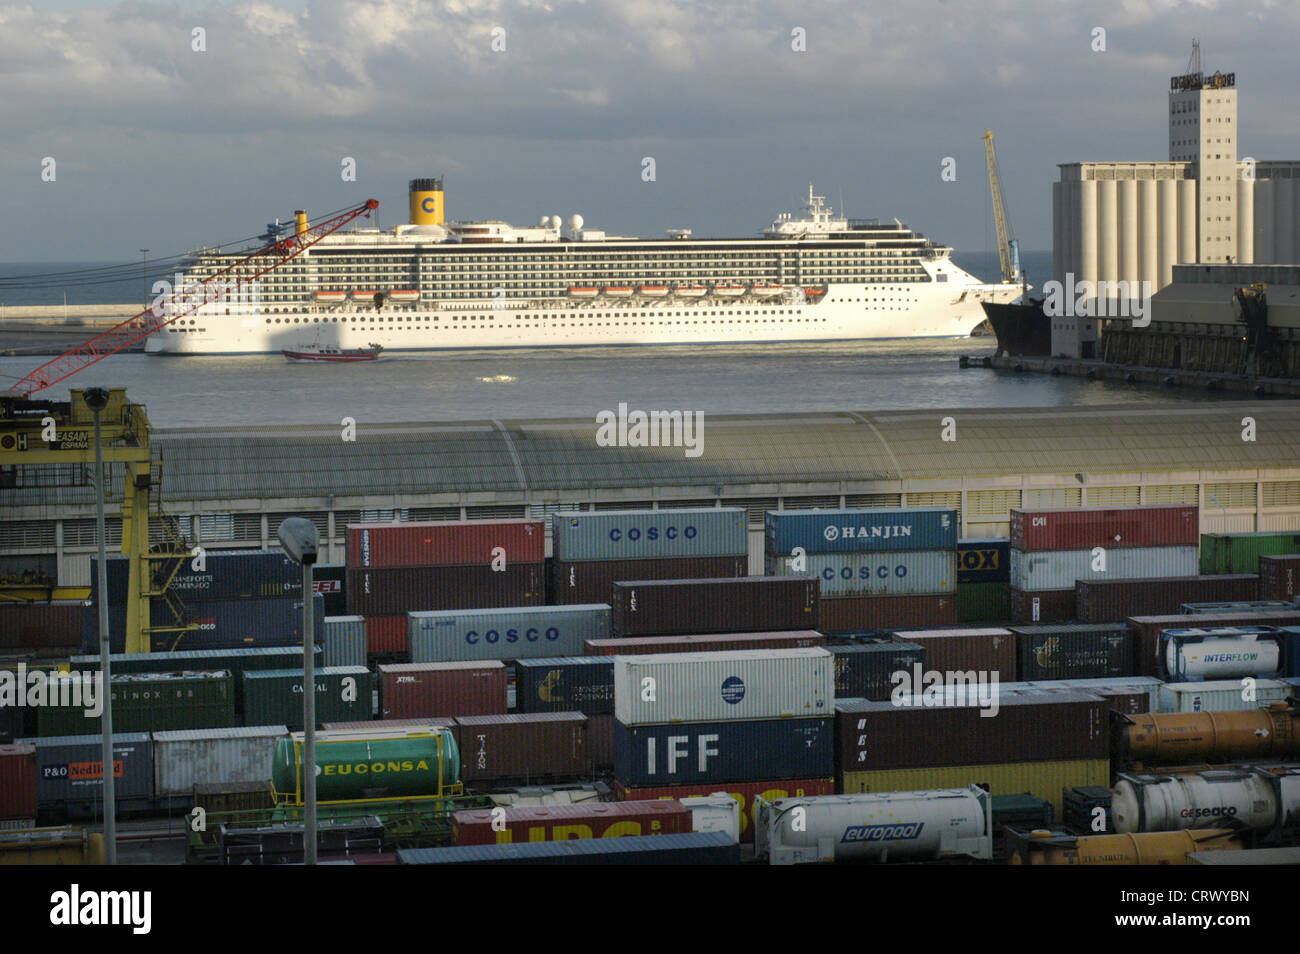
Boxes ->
[282,343,383,362]
[388,289,420,302]
[711,283,746,297]
[751,282,783,297]
[602,285,634,298]
[674,284,708,298]
[313,290,348,304]
[568,286,599,299]
[351,289,380,301]
[637,284,670,297]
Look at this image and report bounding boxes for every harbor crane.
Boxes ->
[983,130,1023,287]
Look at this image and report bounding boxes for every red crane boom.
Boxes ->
[10,199,379,396]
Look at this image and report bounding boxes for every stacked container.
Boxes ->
[584,630,824,656]
[345,519,545,655]
[889,628,1018,683]
[1200,532,1300,575]
[377,661,508,718]
[241,666,372,730]
[1259,555,1300,602]
[36,670,238,737]
[611,577,818,637]
[613,649,836,822]
[956,538,1011,623]
[0,744,38,825]
[765,507,958,632]
[1128,609,1300,679]
[1007,623,1135,680]
[551,509,748,605]
[409,604,610,663]
[1075,574,1259,623]
[1009,505,1199,623]
[514,656,615,768]
[0,602,82,656]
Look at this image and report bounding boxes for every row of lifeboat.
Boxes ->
[567,282,823,300]
[313,289,421,303]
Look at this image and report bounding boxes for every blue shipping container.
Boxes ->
[1281,627,1300,677]
[614,716,834,787]
[552,509,747,563]
[514,657,615,714]
[764,508,958,555]
[408,605,611,663]
[397,831,739,865]
[93,549,303,604]
[81,594,325,654]
[830,642,927,700]
[766,550,956,596]
[957,539,1011,585]
[19,733,154,813]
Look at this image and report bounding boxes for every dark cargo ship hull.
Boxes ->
[981,300,1051,357]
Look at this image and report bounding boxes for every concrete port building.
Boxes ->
[2,404,1298,584]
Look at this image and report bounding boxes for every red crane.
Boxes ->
[10,199,379,397]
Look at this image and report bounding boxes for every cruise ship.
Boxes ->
[144,180,1025,355]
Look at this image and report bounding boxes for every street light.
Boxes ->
[83,386,116,866]
[276,517,319,865]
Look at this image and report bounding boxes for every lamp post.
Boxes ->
[277,517,319,864]
[84,387,116,866]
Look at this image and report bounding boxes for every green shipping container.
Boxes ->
[68,646,322,707]
[271,728,460,804]
[242,666,372,730]
[37,670,237,736]
[1200,532,1300,575]
[956,582,1012,623]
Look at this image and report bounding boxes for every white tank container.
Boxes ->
[680,794,741,844]
[1111,767,1300,835]
[1162,628,1283,681]
[755,786,992,865]
[1157,679,1291,714]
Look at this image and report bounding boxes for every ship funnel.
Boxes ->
[410,177,445,225]
[294,209,308,236]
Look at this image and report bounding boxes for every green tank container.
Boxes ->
[37,670,237,736]
[242,666,372,731]
[956,582,1012,623]
[1200,532,1300,574]
[271,728,460,804]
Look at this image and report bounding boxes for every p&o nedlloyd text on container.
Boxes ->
[764,508,958,555]
[552,509,747,563]
[1010,506,1198,553]
[613,649,834,726]
[409,604,610,663]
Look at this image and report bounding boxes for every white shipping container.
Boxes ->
[1010,546,1199,592]
[1156,679,1292,714]
[152,725,288,799]
[1001,677,1164,714]
[613,648,834,726]
[323,616,367,669]
[680,794,741,844]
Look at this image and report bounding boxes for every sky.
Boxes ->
[1,0,1296,262]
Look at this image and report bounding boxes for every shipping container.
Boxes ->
[1156,679,1293,713]
[313,563,348,617]
[584,631,826,657]
[766,550,957,597]
[1182,601,1294,614]
[1200,532,1300,575]
[1009,624,1134,680]
[615,777,837,839]
[834,692,1108,773]
[818,594,957,633]
[241,666,372,731]
[0,745,37,820]
[377,661,507,718]
[829,642,926,700]
[1076,575,1260,623]
[409,604,610,664]
[957,582,1012,623]
[613,649,834,726]
[1260,555,1300,602]
[839,759,1110,819]
[588,713,613,771]
[323,616,366,669]
[1159,627,1283,682]
[765,507,958,555]
[89,594,326,654]
[152,726,288,801]
[552,556,748,605]
[456,712,588,783]
[20,733,154,814]
[94,550,304,603]
[322,719,458,743]
[68,646,322,707]
[1010,546,1199,592]
[0,602,82,651]
[957,539,1012,584]
[347,519,545,569]
[552,509,747,563]
[997,677,1163,715]
[452,799,693,845]
[1286,629,1300,678]
[514,657,614,715]
[0,702,22,746]
[611,577,818,637]
[1010,506,1198,553]
[272,728,460,804]
[888,627,1017,678]
[345,563,544,617]
[1130,610,1300,679]
[364,616,406,655]
[397,830,739,865]
[37,670,237,737]
[1009,587,1076,624]
[613,716,834,787]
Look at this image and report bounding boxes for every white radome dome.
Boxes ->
[569,214,584,231]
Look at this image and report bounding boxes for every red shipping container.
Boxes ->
[1010,587,1077,624]
[347,519,545,568]
[817,594,957,633]
[584,630,826,656]
[552,556,749,605]
[1260,554,1300,601]
[889,627,1017,679]
[1010,505,1199,553]
[346,563,545,616]
[611,577,818,637]
[616,777,837,839]
[1076,575,1259,624]
[378,661,507,718]
[452,799,692,845]
[365,616,408,655]
[588,713,613,770]
[0,601,83,650]
[455,712,588,783]
[0,743,38,820]
[1128,610,1300,678]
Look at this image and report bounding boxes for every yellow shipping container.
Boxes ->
[839,759,1109,818]
[0,828,104,865]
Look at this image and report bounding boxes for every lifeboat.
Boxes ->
[351,290,380,301]
[751,283,783,297]
[568,286,599,298]
[602,286,634,298]
[638,285,671,297]
[674,284,708,298]
[388,289,420,302]
[711,283,746,297]
[313,290,347,304]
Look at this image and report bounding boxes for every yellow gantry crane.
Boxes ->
[983,130,1022,285]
